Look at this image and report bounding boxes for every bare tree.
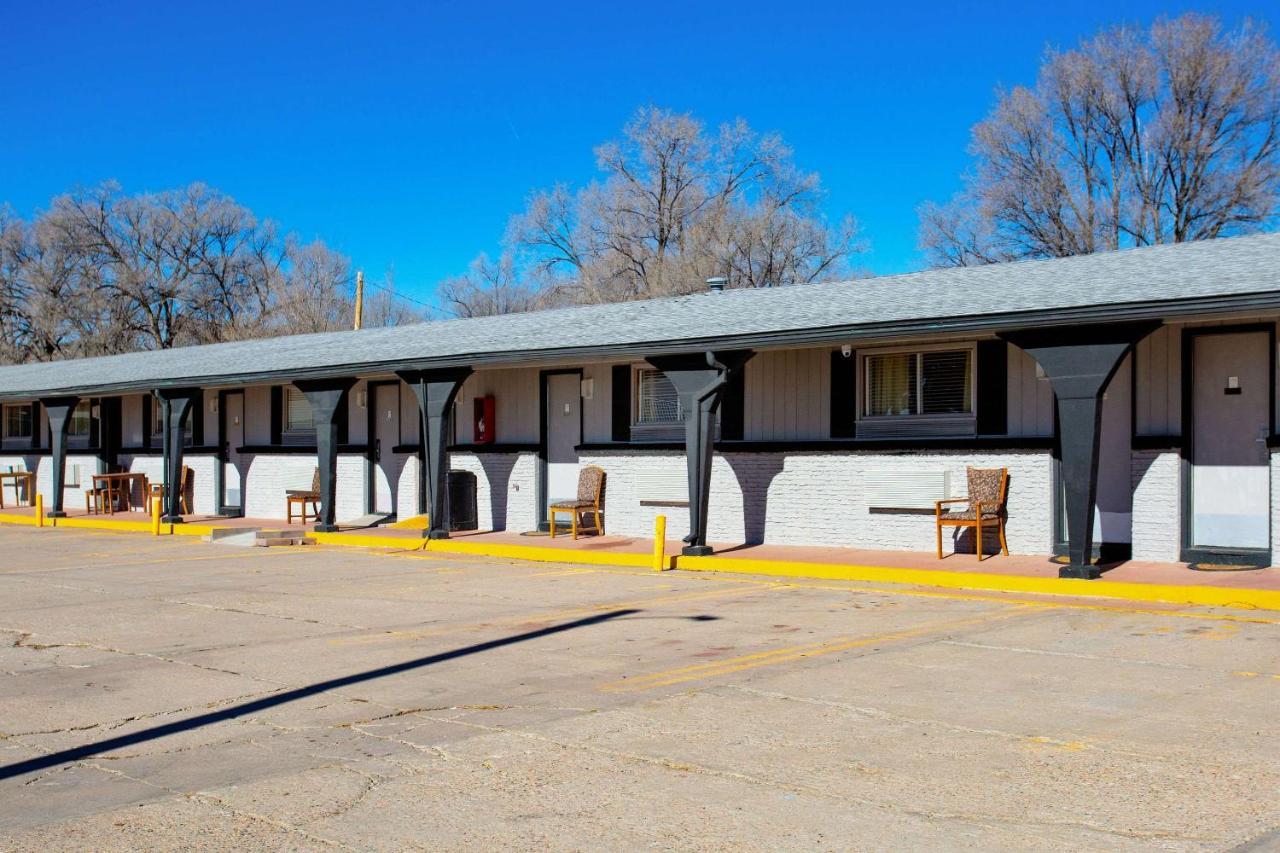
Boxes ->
[920,13,1280,266]
[444,107,863,315]
[438,252,546,318]
[0,182,422,363]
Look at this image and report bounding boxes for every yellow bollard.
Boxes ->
[652,514,667,571]
[35,493,44,528]
[151,496,162,536]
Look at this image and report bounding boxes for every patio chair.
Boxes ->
[86,464,128,514]
[147,466,192,516]
[549,465,605,540]
[286,468,321,524]
[935,467,1009,560]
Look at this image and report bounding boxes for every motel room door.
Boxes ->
[220,391,245,515]
[1187,329,1272,563]
[544,372,582,518]
[372,383,400,517]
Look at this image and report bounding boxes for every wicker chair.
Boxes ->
[935,467,1009,560]
[286,468,322,524]
[549,466,605,540]
[146,466,192,516]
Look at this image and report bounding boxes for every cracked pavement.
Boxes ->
[0,526,1278,851]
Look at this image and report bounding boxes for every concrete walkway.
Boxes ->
[0,526,1278,850]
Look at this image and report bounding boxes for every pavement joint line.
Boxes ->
[599,605,1042,692]
[400,711,1210,843]
[719,684,1160,761]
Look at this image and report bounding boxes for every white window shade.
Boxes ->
[286,388,314,432]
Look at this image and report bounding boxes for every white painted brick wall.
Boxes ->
[35,454,102,511]
[1272,451,1280,568]
[579,450,1054,555]
[450,452,538,532]
[242,454,367,522]
[395,453,420,518]
[1131,450,1181,562]
[119,453,219,515]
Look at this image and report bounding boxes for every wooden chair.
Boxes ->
[286,468,322,525]
[549,466,605,540]
[147,466,192,516]
[935,467,1009,560]
[86,465,127,514]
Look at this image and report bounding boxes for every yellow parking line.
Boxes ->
[600,606,1039,692]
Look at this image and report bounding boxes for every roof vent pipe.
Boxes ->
[706,276,727,293]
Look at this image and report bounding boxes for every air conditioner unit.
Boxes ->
[863,469,950,510]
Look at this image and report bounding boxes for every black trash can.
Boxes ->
[447,470,479,532]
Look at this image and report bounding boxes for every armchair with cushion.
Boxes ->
[549,466,606,540]
[935,466,1009,560]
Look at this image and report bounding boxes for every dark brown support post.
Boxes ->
[155,388,202,523]
[397,367,473,539]
[40,396,79,518]
[294,378,357,533]
[646,350,753,556]
[1001,323,1157,579]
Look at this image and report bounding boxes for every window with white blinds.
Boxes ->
[285,388,314,432]
[634,369,682,425]
[862,347,973,426]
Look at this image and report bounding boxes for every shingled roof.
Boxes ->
[2,232,1279,400]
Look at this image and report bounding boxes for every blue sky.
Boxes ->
[2,1,1274,307]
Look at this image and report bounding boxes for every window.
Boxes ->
[151,396,194,443]
[634,369,682,425]
[68,401,92,438]
[285,387,314,433]
[861,347,974,435]
[3,404,32,440]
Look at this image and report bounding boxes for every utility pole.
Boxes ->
[354,270,364,331]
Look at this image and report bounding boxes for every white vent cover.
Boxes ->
[632,466,688,502]
[863,469,950,510]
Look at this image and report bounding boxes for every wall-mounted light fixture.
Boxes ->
[580,378,594,400]
[355,389,368,409]
[210,397,218,414]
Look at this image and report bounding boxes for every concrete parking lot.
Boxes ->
[0,526,1278,851]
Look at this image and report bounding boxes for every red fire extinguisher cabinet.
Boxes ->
[473,395,495,444]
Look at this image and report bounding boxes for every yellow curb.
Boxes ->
[425,538,672,569]
[310,530,426,549]
[8,514,227,537]
[9,509,1277,614]
[674,555,1280,613]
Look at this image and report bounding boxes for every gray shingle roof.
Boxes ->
[2,232,1279,399]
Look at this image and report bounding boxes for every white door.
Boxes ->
[545,374,582,510]
[223,393,244,512]
[373,384,398,516]
[1190,332,1270,551]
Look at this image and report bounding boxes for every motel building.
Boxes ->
[1,233,1279,581]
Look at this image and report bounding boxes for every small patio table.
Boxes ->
[91,472,150,515]
[0,471,35,509]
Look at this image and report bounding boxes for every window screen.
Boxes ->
[920,350,971,414]
[635,370,682,424]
